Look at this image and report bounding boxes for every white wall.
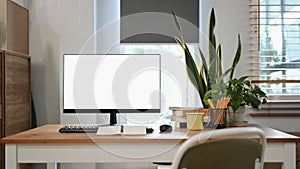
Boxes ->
[25,1,94,168]
[25,0,94,126]
[200,0,251,77]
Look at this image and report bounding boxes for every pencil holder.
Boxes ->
[208,108,227,129]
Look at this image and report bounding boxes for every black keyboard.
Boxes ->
[59,125,99,133]
[59,125,155,134]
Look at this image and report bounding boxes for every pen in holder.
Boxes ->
[209,108,227,129]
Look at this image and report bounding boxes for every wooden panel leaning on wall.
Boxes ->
[6,0,29,55]
[0,50,31,169]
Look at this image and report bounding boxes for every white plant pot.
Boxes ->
[227,106,246,123]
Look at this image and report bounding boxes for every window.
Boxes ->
[250,0,300,99]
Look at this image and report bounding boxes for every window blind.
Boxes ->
[250,0,300,96]
[120,0,199,43]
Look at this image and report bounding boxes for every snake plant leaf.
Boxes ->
[172,11,184,42]
[229,34,242,80]
[208,8,217,69]
[217,68,232,84]
[215,44,222,83]
[175,37,185,49]
[209,8,216,50]
[175,37,199,87]
[208,56,217,90]
[199,47,208,80]
[200,64,207,89]
[183,44,205,98]
[185,52,207,108]
[200,65,209,108]
[217,44,223,82]
[208,9,218,86]
[174,28,207,107]
[180,41,207,108]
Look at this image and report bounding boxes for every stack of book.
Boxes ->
[170,107,210,128]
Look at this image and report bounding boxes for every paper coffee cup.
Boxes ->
[187,112,204,130]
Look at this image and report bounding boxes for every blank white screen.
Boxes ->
[63,54,160,111]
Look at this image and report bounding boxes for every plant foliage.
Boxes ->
[172,8,242,108]
[205,76,267,112]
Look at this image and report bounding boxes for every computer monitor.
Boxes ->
[61,54,161,125]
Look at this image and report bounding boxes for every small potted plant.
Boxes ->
[226,76,267,113]
[204,76,267,125]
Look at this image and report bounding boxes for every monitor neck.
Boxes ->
[110,112,117,125]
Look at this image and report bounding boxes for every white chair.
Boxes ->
[158,127,266,169]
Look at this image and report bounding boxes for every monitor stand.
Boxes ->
[110,112,117,125]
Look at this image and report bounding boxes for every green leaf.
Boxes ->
[217,68,232,84]
[217,44,222,81]
[199,47,208,80]
[175,37,185,49]
[209,8,216,50]
[183,44,206,102]
[216,44,222,82]
[238,76,249,82]
[208,56,217,90]
[199,65,209,108]
[173,13,208,108]
[230,34,242,80]
[262,98,267,104]
[249,94,261,110]
[172,11,184,41]
[203,89,213,107]
[208,8,217,82]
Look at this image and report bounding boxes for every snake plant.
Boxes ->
[172,8,242,108]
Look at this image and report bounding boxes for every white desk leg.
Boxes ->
[281,143,296,169]
[47,163,58,169]
[5,144,19,169]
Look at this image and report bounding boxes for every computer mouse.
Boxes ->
[159,124,172,132]
[146,127,154,134]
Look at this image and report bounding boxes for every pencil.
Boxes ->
[208,99,215,108]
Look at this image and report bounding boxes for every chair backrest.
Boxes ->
[170,127,266,169]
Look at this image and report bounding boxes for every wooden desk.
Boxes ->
[1,124,300,169]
